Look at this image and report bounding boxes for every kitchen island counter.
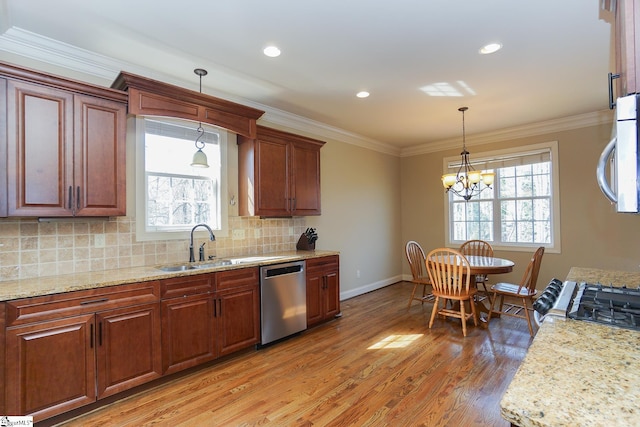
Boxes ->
[500,267,640,427]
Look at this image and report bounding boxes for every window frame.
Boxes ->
[135,116,230,242]
[443,141,561,253]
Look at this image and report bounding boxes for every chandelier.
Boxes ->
[441,107,495,201]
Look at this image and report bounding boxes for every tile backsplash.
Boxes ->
[0,216,308,281]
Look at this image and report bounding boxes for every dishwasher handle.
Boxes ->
[261,261,305,279]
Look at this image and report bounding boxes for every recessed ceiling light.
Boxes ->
[356,91,370,98]
[479,43,502,54]
[263,46,281,57]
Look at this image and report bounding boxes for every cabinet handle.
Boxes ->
[98,322,103,346]
[68,186,73,210]
[213,298,217,317]
[293,198,296,211]
[90,323,94,348]
[80,298,109,305]
[608,72,620,109]
[76,186,80,210]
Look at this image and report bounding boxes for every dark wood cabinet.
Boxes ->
[2,62,127,217]
[5,314,96,421]
[160,274,216,375]
[4,281,161,422]
[614,0,640,96]
[216,268,261,355]
[160,268,259,375]
[238,126,324,217]
[95,303,162,398]
[306,256,340,327]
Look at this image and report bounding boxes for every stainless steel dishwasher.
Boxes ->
[260,261,307,345]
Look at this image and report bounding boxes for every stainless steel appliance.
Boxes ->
[534,279,640,331]
[260,261,307,345]
[597,93,640,213]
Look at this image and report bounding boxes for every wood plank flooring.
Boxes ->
[52,282,534,427]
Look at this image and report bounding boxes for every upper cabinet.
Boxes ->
[614,0,640,96]
[237,126,325,217]
[1,62,128,217]
[111,71,264,139]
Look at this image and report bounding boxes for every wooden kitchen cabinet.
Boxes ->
[306,256,340,327]
[238,125,325,217]
[160,268,259,375]
[216,267,261,355]
[613,0,640,96]
[160,274,216,375]
[2,62,127,217]
[3,281,161,422]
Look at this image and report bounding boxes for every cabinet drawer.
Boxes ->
[306,255,339,272]
[217,267,259,292]
[6,281,160,327]
[160,274,214,299]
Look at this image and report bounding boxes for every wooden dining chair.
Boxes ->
[425,248,478,337]
[487,247,545,336]
[459,239,494,295]
[405,241,435,308]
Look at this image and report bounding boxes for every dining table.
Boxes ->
[428,254,515,326]
[465,255,515,323]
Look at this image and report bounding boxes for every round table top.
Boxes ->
[465,256,515,275]
[428,255,515,275]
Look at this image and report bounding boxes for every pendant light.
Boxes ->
[191,68,209,168]
[441,107,495,201]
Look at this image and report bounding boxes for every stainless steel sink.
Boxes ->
[157,265,195,272]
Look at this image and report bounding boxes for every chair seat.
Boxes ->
[432,288,477,300]
[492,282,537,297]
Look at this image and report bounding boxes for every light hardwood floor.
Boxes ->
[51,282,534,427]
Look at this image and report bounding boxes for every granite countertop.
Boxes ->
[0,250,339,301]
[500,266,640,427]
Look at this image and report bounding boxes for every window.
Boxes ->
[136,117,229,241]
[444,141,560,253]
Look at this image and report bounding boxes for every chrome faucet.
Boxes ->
[189,223,215,262]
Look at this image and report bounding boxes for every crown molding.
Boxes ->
[400,109,615,157]
[0,27,613,159]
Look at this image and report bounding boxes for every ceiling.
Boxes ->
[0,0,615,153]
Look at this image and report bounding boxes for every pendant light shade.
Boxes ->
[191,69,209,168]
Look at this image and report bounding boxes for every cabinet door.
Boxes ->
[0,78,7,217]
[73,94,126,216]
[216,286,260,356]
[291,142,321,215]
[306,272,324,327]
[615,0,640,95]
[6,80,74,216]
[95,303,162,399]
[5,314,96,421]
[255,138,290,215]
[161,294,216,375]
[323,270,341,319]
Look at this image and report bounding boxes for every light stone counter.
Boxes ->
[500,267,640,427]
[0,250,339,301]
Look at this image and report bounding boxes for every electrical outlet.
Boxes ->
[94,234,106,248]
[289,227,294,236]
[356,269,361,278]
[232,229,245,240]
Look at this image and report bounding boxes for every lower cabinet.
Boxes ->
[306,255,341,327]
[160,268,260,375]
[4,302,161,421]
